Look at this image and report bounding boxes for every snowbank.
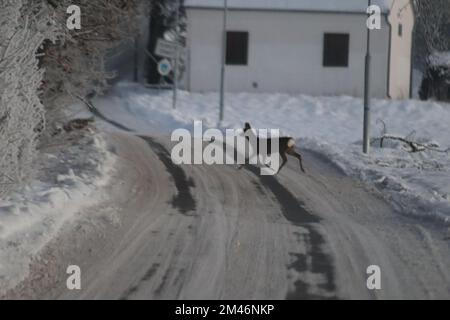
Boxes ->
[94,82,450,224]
[0,131,116,294]
[302,138,450,223]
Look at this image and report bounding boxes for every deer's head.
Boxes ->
[244,122,251,133]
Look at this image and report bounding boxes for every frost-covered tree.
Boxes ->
[39,0,144,137]
[0,0,59,196]
[0,0,148,196]
[413,0,450,71]
[413,0,450,58]
[413,0,450,100]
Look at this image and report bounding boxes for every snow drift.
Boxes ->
[0,131,116,294]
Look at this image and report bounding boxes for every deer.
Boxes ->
[241,122,306,174]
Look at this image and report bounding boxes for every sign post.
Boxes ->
[157,59,172,77]
[219,0,228,123]
[172,0,181,110]
[363,0,372,154]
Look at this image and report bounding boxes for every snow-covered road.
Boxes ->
[6,132,449,299]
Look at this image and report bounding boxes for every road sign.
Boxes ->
[157,59,172,76]
[155,38,178,59]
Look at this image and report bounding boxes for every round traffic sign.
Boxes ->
[157,59,172,76]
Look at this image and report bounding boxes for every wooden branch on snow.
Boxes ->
[379,134,449,154]
[374,118,449,154]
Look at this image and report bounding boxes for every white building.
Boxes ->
[184,0,414,99]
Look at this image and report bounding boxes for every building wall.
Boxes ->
[388,0,414,99]
[186,9,391,98]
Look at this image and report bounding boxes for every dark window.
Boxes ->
[323,33,350,67]
[398,24,403,37]
[226,31,249,65]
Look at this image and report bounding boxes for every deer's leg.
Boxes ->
[287,148,306,173]
[277,152,288,174]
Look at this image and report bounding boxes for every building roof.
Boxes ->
[185,0,394,14]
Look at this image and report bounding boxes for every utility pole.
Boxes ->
[173,0,181,109]
[219,0,228,123]
[134,34,139,82]
[363,0,372,154]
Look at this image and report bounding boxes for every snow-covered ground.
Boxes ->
[2,81,449,299]
[93,82,450,224]
[0,129,116,294]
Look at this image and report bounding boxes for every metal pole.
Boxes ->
[219,0,228,122]
[134,35,139,82]
[363,0,372,154]
[173,0,181,109]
